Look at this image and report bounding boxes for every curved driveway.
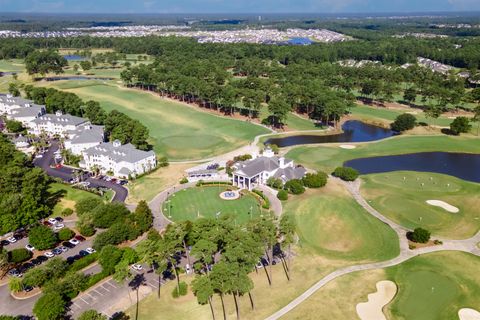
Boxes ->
[33,140,127,202]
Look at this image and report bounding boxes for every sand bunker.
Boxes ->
[356,280,397,320]
[339,144,356,149]
[426,200,459,213]
[459,308,480,320]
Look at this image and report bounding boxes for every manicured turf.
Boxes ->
[385,252,480,320]
[360,171,480,239]
[49,183,109,215]
[0,59,25,72]
[351,104,454,127]
[285,251,480,320]
[283,179,399,261]
[163,186,262,223]
[44,81,270,160]
[286,135,480,173]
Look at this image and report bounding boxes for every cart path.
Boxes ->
[265,177,480,320]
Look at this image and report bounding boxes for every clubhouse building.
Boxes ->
[231,147,306,190]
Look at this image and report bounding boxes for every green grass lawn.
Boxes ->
[286,135,480,173]
[163,186,262,223]
[49,183,111,215]
[285,251,480,320]
[0,59,25,72]
[360,171,480,239]
[44,81,270,160]
[385,252,480,320]
[351,104,455,127]
[284,179,399,262]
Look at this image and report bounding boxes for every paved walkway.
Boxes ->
[265,177,480,320]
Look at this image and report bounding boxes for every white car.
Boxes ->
[53,223,65,231]
[25,244,35,251]
[68,239,80,246]
[44,251,55,258]
[48,218,57,224]
[7,237,16,243]
[35,154,43,158]
[131,264,143,271]
[85,247,96,254]
[185,264,192,274]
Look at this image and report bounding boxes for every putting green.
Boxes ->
[360,171,480,239]
[286,135,480,173]
[283,179,399,261]
[386,252,480,320]
[285,251,480,320]
[43,81,269,160]
[162,186,262,223]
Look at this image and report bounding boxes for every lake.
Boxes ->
[344,152,480,183]
[63,55,86,61]
[265,120,396,147]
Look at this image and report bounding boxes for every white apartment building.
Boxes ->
[80,140,157,178]
[29,111,89,136]
[64,124,105,155]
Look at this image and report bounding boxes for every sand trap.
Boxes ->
[426,200,459,213]
[459,308,480,320]
[339,144,356,149]
[356,280,397,320]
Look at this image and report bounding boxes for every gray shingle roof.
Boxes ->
[10,105,45,118]
[83,141,155,163]
[67,125,104,144]
[235,156,281,177]
[32,113,88,126]
[0,94,32,107]
[273,167,306,181]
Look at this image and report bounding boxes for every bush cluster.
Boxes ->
[8,248,32,263]
[390,113,417,132]
[171,282,188,298]
[333,167,359,181]
[276,189,288,200]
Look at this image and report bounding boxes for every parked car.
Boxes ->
[62,241,75,249]
[23,286,33,292]
[8,269,19,277]
[44,251,55,258]
[185,264,192,274]
[25,244,35,251]
[55,217,63,222]
[53,223,65,231]
[58,246,68,253]
[69,238,80,246]
[43,221,52,226]
[37,255,48,263]
[131,264,143,271]
[78,250,89,257]
[7,237,16,243]
[85,247,96,254]
[74,235,86,242]
[47,218,57,224]
[1,240,10,246]
[52,248,63,255]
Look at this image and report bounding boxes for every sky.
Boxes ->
[0,0,479,14]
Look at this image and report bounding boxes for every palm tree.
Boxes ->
[192,275,216,320]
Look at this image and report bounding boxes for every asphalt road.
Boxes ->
[33,140,128,202]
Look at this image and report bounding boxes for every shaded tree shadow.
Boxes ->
[129,273,146,320]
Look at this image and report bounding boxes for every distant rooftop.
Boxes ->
[83,140,155,163]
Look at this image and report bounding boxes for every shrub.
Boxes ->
[8,277,23,293]
[252,189,270,209]
[172,281,188,298]
[78,222,96,237]
[390,113,417,132]
[333,167,359,181]
[233,154,252,162]
[92,203,129,228]
[85,270,109,288]
[61,208,74,217]
[5,120,25,133]
[69,253,98,272]
[58,228,75,241]
[8,248,32,263]
[75,198,103,216]
[302,171,328,188]
[407,228,431,243]
[277,189,288,200]
[284,179,305,195]
[179,177,188,184]
[29,225,58,250]
[78,310,108,320]
[33,292,66,320]
[98,245,123,275]
[267,177,283,189]
[450,116,472,135]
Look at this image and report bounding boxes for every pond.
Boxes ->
[265,120,396,147]
[344,152,480,183]
[44,76,114,81]
[63,55,86,61]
